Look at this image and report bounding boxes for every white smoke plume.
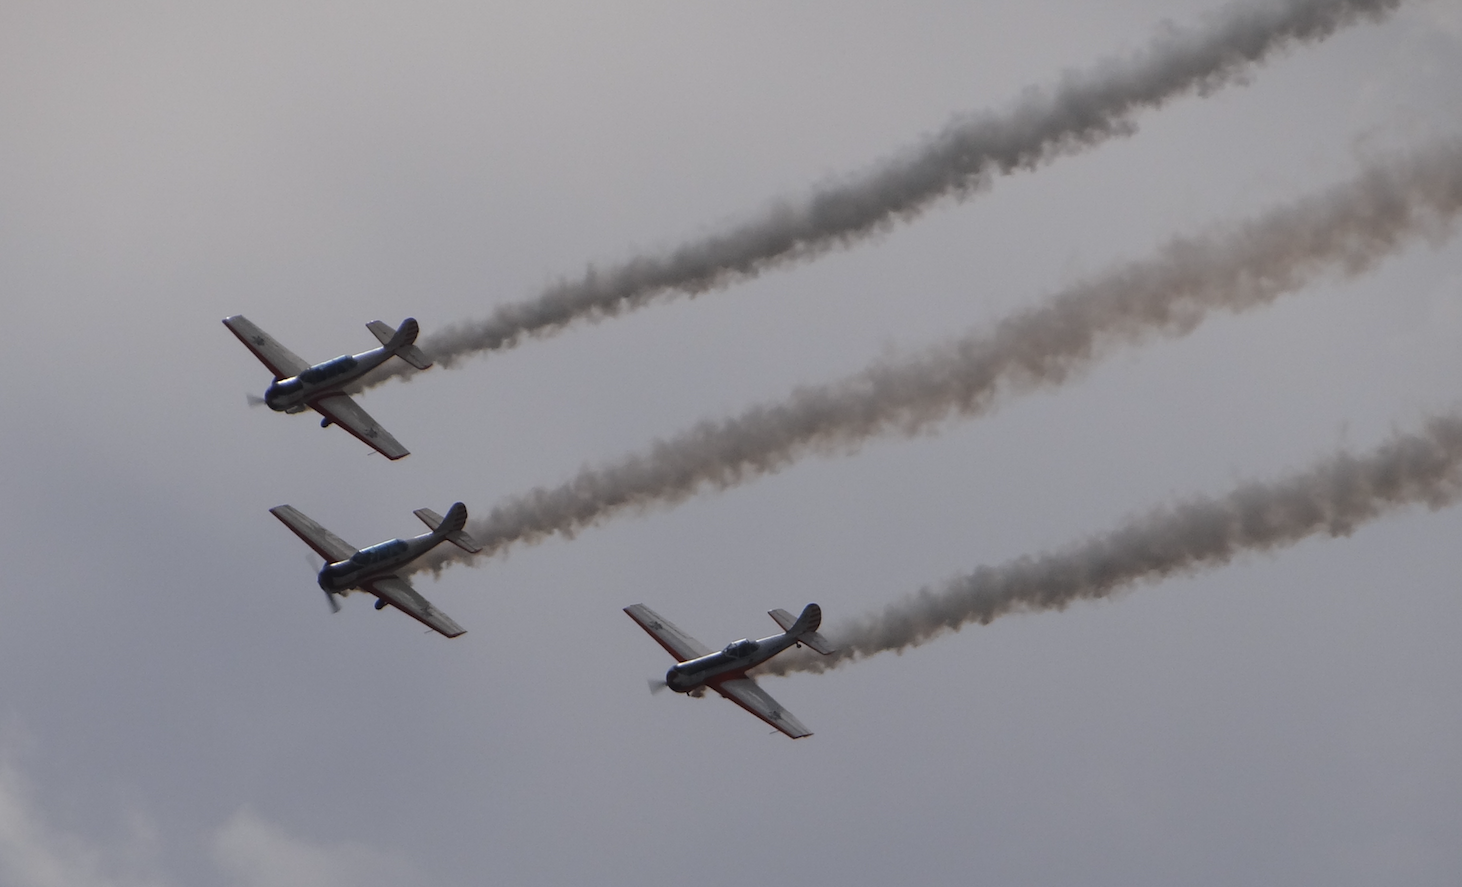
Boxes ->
[405,139,1462,577]
[758,413,1462,675]
[361,0,1400,389]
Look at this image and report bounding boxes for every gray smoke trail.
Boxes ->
[404,139,1462,577]
[359,0,1399,390]
[758,413,1462,676]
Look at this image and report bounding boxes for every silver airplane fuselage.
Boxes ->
[263,346,395,414]
[317,530,445,596]
[665,632,799,695]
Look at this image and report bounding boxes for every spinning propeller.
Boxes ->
[304,553,341,613]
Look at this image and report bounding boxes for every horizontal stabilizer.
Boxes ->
[366,319,394,345]
[414,503,482,553]
[769,606,835,656]
[367,319,433,370]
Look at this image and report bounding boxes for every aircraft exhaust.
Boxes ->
[757,412,1462,676]
[400,138,1462,577]
[355,0,1401,390]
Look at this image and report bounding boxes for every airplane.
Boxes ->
[270,501,482,638]
[223,314,433,460]
[624,603,835,739]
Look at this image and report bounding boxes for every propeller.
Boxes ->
[246,393,267,408]
[304,554,340,614]
[648,678,669,695]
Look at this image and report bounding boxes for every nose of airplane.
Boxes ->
[263,377,301,409]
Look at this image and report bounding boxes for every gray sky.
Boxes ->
[1,1,1460,885]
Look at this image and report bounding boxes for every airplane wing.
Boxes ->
[365,575,466,638]
[223,315,310,379]
[312,394,409,460]
[269,505,357,563]
[713,677,813,739]
[624,604,712,662]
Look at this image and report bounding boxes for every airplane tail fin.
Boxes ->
[769,604,836,655]
[414,502,483,554]
[367,319,433,370]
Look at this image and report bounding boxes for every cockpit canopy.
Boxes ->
[300,354,358,385]
[723,638,760,658]
[349,538,409,566]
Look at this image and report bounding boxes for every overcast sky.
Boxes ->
[2,1,1461,885]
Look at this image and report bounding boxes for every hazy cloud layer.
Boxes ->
[0,763,418,887]
[358,0,1401,387]
[211,810,419,887]
[406,139,1462,576]
[759,412,1462,674]
[0,765,164,887]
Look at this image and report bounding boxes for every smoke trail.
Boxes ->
[757,413,1462,675]
[405,139,1462,577]
[359,0,1400,390]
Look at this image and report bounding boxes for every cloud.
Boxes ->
[0,766,163,887]
[211,810,418,887]
[0,763,420,887]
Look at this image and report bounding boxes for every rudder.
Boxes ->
[367,318,433,370]
[438,501,468,535]
[414,502,482,554]
[788,603,821,636]
[770,604,836,655]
